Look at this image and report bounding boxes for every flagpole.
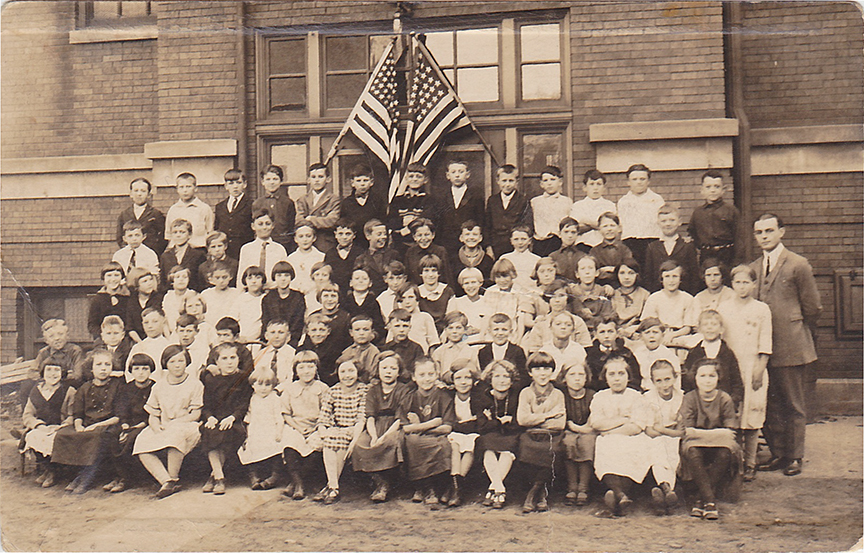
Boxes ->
[413,36,501,168]
[323,38,397,167]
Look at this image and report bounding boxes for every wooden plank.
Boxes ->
[1,360,35,386]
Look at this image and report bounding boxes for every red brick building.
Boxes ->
[2,2,861,408]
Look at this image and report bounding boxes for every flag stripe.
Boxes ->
[324,39,399,171]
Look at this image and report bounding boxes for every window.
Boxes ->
[424,28,500,104]
[255,11,571,197]
[521,132,565,198]
[519,23,562,101]
[324,36,372,110]
[267,38,307,113]
[77,1,153,28]
[18,289,94,359]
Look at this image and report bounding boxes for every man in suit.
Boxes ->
[214,169,254,260]
[751,213,822,476]
[484,164,532,258]
[432,159,485,257]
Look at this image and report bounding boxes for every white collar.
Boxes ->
[763,242,785,266]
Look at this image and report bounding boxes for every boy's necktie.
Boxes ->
[270,347,279,372]
[129,249,136,269]
[259,241,268,273]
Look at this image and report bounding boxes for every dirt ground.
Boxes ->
[1,416,861,553]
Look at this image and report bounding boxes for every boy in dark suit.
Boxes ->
[431,159,485,257]
[116,177,166,255]
[160,219,207,291]
[643,204,700,295]
[477,314,528,388]
[340,164,387,250]
[324,218,364,294]
[214,169,254,260]
[484,164,531,258]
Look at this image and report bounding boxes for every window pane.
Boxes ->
[92,1,120,20]
[521,24,560,62]
[326,36,367,72]
[270,39,305,76]
[270,77,306,111]
[456,67,498,103]
[456,28,498,66]
[522,63,561,100]
[271,144,308,184]
[326,73,367,109]
[120,1,149,18]
[425,31,454,67]
[522,133,562,176]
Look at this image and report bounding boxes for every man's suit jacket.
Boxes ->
[296,190,340,252]
[116,204,167,255]
[214,194,254,260]
[750,247,822,368]
[160,245,207,291]
[643,237,700,294]
[484,191,531,257]
[431,185,485,255]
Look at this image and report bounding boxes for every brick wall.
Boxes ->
[569,2,727,171]
[156,1,239,141]
[0,2,158,158]
[741,2,864,128]
[1,186,229,288]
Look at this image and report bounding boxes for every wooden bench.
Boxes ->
[1,360,35,386]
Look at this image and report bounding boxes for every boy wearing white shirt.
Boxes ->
[237,208,289,289]
[113,220,160,277]
[569,170,616,251]
[616,164,665,268]
[165,172,214,249]
[501,225,541,291]
[529,165,573,257]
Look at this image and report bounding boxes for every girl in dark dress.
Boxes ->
[353,352,410,503]
[104,353,155,493]
[200,342,253,495]
[399,357,455,509]
[52,349,121,494]
[560,361,596,507]
[477,359,522,509]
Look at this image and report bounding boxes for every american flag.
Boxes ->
[406,36,471,167]
[326,39,399,170]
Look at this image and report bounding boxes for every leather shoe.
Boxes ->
[757,456,788,472]
[783,459,802,476]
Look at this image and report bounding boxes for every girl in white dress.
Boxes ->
[589,355,652,516]
[133,345,203,499]
[717,265,772,480]
[238,366,288,489]
[279,351,329,500]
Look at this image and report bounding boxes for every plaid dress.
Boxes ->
[320,382,368,451]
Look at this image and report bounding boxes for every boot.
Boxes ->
[522,482,541,513]
[447,475,462,507]
[291,471,305,500]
